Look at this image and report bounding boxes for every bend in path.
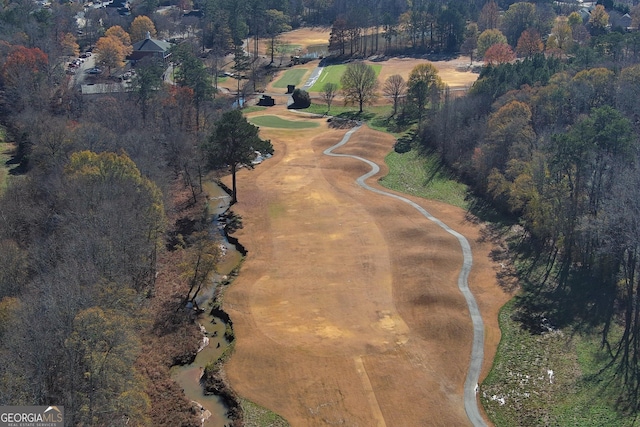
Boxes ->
[324,125,488,427]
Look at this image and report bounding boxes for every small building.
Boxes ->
[130,32,172,64]
[257,95,275,106]
[609,10,633,31]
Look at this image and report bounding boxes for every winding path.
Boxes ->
[324,125,487,427]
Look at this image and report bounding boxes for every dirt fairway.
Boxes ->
[221,107,510,426]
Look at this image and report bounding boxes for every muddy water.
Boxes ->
[170,314,231,426]
[170,179,242,427]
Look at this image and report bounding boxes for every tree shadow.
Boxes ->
[335,110,375,121]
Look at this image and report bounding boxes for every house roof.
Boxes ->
[132,35,171,53]
[609,10,633,29]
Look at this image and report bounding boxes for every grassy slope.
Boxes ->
[380,150,469,209]
[481,301,634,426]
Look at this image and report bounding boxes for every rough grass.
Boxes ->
[272,68,308,88]
[379,149,469,209]
[249,115,319,129]
[242,106,267,114]
[240,399,290,427]
[308,64,382,92]
[481,300,636,426]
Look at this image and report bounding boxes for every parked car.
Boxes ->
[86,67,102,74]
[80,52,91,58]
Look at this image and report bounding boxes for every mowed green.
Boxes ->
[308,64,382,92]
[272,68,309,89]
[249,115,319,129]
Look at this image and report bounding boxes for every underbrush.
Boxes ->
[482,301,639,426]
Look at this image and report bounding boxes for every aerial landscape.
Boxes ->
[1,0,640,426]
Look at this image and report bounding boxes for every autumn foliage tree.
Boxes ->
[484,43,516,65]
[95,35,132,74]
[477,29,508,58]
[59,32,80,57]
[129,15,157,43]
[516,29,543,58]
[105,25,132,49]
[1,45,49,110]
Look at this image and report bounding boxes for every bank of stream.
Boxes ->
[170,179,243,427]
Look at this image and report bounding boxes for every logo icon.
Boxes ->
[0,406,64,426]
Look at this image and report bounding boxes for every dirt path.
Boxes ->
[221,107,509,426]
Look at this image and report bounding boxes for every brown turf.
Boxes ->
[221,107,511,427]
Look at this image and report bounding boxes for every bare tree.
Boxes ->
[322,82,338,114]
[383,74,406,116]
[340,61,378,113]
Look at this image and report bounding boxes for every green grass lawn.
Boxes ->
[308,64,382,92]
[272,68,309,89]
[242,106,267,114]
[274,43,301,54]
[249,115,319,129]
[481,300,633,427]
[240,399,289,427]
[379,149,469,209]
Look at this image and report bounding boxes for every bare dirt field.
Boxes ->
[370,56,479,90]
[263,27,331,55]
[220,106,511,426]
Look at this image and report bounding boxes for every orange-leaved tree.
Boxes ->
[95,35,131,75]
[105,25,132,49]
[129,15,157,43]
[484,43,515,65]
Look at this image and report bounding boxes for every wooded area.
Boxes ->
[2,0,640,423]
[422,46,640,412]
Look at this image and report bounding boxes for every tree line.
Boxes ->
[418,36,640,409]
[0,0,273,424]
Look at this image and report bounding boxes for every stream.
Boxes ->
[170,179,242,427]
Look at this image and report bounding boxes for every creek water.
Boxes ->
[170,179,242,427]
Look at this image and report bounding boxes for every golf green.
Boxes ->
[249,115,319,129]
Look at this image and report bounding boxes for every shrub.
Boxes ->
[289,88,311,109]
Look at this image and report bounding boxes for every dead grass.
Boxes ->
[220,104,511,426]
